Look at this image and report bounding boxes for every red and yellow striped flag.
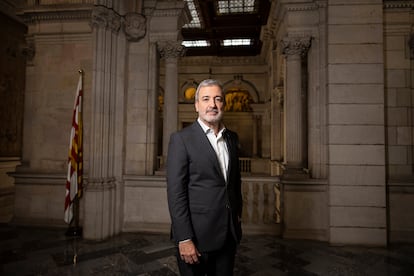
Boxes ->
[64,74,83,224]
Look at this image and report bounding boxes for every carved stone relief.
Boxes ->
[123,12,146,42]
[90,5,147,42]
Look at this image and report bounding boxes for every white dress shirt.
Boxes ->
[197,118,229,181]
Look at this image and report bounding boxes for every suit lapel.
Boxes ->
[192,122,223,177]
[223,130,233,182]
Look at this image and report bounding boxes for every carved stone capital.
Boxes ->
[123,12,146,42]
[281,36,311,57]
[90,5,121,33]
[157,41,186,59]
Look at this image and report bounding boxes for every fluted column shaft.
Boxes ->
[282,36,311,169]
[158,41,185,159]
[84,5,123,240]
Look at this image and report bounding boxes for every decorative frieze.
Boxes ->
[179,56,266,66]
[285,2,320,12]
[22,4,147,42]
[384,1,414,9]
[21,10,92,24]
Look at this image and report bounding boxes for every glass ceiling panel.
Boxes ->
[183,0,202,28]
[223,38,252,46]
[217,0,255,14]
[182,40,210,47]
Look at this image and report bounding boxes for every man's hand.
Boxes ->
[178,240,201,264]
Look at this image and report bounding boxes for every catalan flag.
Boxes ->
[64,74,83,224]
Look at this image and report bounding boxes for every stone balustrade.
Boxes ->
[241,176,281,235]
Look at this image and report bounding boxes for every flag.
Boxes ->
[64,74,83,224]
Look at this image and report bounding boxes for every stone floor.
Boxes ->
[1,224,414,275]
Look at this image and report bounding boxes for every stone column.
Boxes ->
[83,5,122,240]
[158,41,185,160]
[281,36,311,176]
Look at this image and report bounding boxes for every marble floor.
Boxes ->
[0,224,413,276]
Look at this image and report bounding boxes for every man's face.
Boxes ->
[195,85,225,127]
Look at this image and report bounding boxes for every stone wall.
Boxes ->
[326,0,387,246]
[0,3,26,223]
[384,1,414,243]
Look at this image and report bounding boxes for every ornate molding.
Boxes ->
[384,1,414,9]
[157,41,186,59]
[179,56,266,66]
[20,9,92,23]
[281,36,311,57]
[285,2,320,12]
[85,177,116,192]
[123,12,146,42]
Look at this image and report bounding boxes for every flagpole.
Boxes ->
[65,69,84,238]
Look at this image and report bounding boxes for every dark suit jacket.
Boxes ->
[167,121,243,252]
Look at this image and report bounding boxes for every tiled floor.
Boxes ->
[1,224,413,275]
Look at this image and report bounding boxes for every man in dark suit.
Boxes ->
[167,79,243,276]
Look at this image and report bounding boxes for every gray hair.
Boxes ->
[194,79,224,102]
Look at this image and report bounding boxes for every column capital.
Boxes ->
[281,36,311,57]
[90,5,121,33]
[157,41,186,59]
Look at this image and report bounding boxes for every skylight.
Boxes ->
[183,0,202,28]
[223,39,252,46]
[217,0,255,14]
[182,40,210,47]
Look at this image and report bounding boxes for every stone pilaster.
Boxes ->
[158,41,185,159]
[83,4,123,240]
[281,36,311,176]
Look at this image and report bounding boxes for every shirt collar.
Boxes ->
[197,118,226,135]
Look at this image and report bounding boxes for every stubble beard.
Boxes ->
[201,110,223,125]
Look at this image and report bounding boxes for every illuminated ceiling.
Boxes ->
[181,0,271,57]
